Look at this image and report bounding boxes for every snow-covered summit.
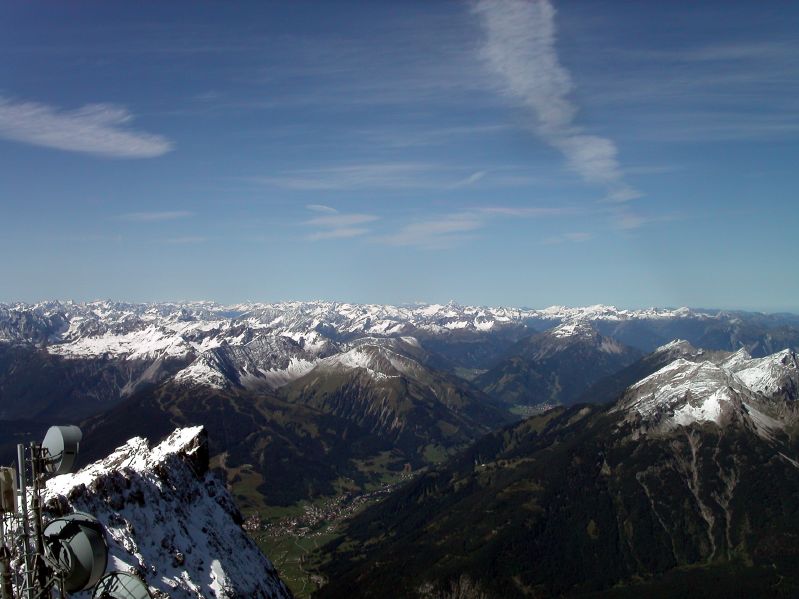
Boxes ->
[173,333,317,391]
[619,347,799,437]
[654,339,698,356]
[731,349,798,398]
[549,320,596,339]
[310,343,426,382]
[43,427,292,599]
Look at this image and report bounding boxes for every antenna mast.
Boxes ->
[3,426,153,599]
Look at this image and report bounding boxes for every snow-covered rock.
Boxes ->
[730,349,799,398]
[618,347,799,438]
[173,334,318,391]
[43,427,292,599]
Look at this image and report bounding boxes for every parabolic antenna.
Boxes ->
[43,512,107,592]
[42,425,83,475]
[92,572,153,599]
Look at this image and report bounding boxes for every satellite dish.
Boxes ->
[92,572,153,599]
[43,512,107,592]
[42,425,83,475]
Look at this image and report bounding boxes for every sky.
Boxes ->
[1,1,798,311]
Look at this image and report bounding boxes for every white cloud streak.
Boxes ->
[305,204,338,213]
[117,211,193,222]
[307,227,370,241]
[0,97,173,158]
[165,236,206,245]
[473,0,640,202]
[253,163,499,191]
[542,231,592,244]
[611,211,680,231]
[452,170,487,187]
[305,214,378,228]
[377,213,484,249]
[373,204,571,249]
[304,208,378,241]
[476,205,576,217]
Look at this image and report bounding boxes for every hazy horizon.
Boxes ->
[2,296,797,316]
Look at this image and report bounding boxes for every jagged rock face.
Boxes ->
[317,350,799,598]
[43,427,292,599]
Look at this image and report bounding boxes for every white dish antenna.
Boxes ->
[92,572,153,599]
[42,425,83,475]
[43,512,108,592]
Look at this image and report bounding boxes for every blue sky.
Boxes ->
[1,1,798,311]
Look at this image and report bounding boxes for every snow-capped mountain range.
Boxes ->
[0,301,719,388]
[43,426,292,599]
[0,300,712,349]
[2,300,798,423]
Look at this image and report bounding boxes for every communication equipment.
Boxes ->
[0,468,15,513]
[92,572,153,599]
[9,425,163,598]
[42,425,83,475]
[43,512,108,592]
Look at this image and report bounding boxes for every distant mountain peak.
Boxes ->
[654,338,697,355]
[549,320,596,339]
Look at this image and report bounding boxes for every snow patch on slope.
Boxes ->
[48,326,194,360]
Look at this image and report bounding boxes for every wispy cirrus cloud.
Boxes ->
[164,236,207,245]
[472,0,641,203]
[305,213,378,228]
[375,204,574,249]
[452,170,487,188]
[253,163,469,191]
[476,205,576,217]
[356,123,511,148]
[116,211,193,222]
[377,213,484,249]
[305,204,338,214]
[0,97,173,158]
[303,206,378,241]
[611,210,680,231]
[542,231,592,244]
[308,227,372,241]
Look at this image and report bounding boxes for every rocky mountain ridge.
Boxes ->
[3,301,797,421]
[43,426,292,599]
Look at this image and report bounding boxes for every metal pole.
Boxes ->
[0,545,13,599]
[16,445,33,599]
[26,445,51,599]
[0,514,13,599]
[28,445,45,561]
